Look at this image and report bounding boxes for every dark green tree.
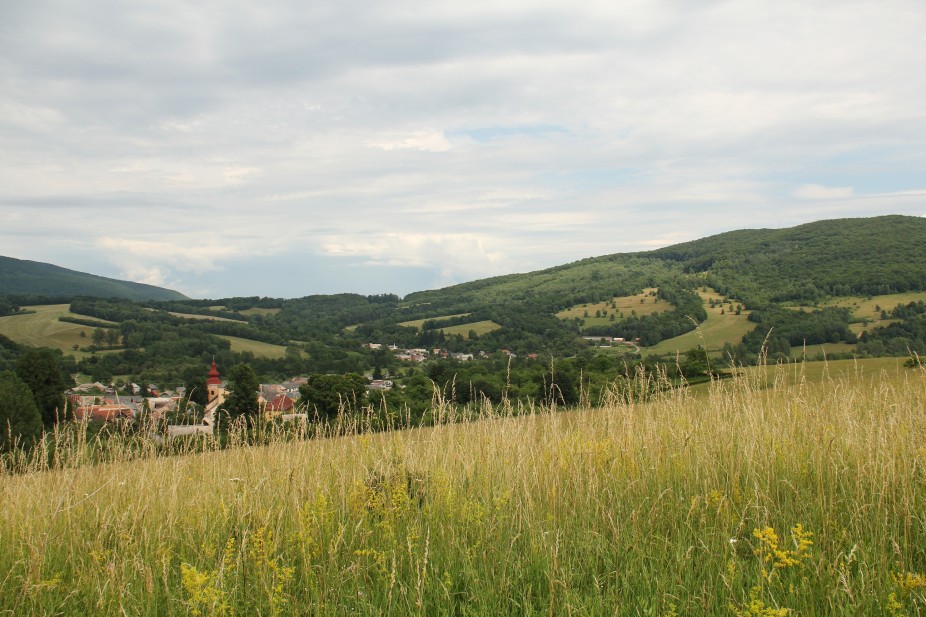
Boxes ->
[16,349,68,426]
[0,370,43,450]
[298,373,367,420]
[682,345,711,378]
[223,363,260,421]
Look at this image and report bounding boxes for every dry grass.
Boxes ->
[1,361,925,615]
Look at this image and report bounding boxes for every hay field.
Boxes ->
[217,335,290,359]
[0,304,117,359]
[557,288,669,329]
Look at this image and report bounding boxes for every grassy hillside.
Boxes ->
[404,216,926,314]
[217,335,291,359]
[641,288,755,356]
[0,255,186,301]
[2,361,924,614]
[557,288,671,329]
[0,304,119,359]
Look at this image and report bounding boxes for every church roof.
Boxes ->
[207,359,221,385]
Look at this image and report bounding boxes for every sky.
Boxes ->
[1,0,925,299]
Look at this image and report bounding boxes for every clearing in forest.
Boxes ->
[217,335,291,359]
[0,304,118,359]
[644,288,755,356]
[398,313,471,331]
[556,288,670,329]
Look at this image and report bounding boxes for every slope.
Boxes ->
[0,255,187,301]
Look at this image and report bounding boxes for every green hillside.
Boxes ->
[647,215,926,304]
[0,255,187,301]
[4,216,925,388]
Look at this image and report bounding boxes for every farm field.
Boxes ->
[787,292,926,335]
[0,304,118,359]
[556,287,669,329]
[438,320,502,338]
[789,342,857,359]
[166,311,242,323]
[398,313,470,330]
[644,288,755,356]
[239,307,281,317]
[217,335,290,359]
[2,360,924,614]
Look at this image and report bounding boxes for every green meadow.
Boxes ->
[398,313,471,331]
[643,289,755,357]
[0,304,118,359]
[217,335,291,359]
[557,288,670,329]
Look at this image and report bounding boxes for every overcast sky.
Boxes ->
[1,0,924,299]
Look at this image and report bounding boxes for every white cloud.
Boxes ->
[793,184,855,200]
[371,131,453,152]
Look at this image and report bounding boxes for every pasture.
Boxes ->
[438,320,502,338]
[166,311,243,323]
[0,304,118,359]
[787,291,926,335]
[644,288,755,356]
[217,335,291,359]
[398,313,471,331]
[556,288,669,329]
[239,307,281,317]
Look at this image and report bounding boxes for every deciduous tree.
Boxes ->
[16,349,68,426]
[0,370,43,450]
[223,363,260,421]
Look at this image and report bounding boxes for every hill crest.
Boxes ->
[0,255,188,301]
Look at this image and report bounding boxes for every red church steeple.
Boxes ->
[207,357,221,385]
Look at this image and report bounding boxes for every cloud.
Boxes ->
[1,0,924,296]
[372,131,453,152]
[793,184,855,200]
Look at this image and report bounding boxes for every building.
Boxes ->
[202,358,226,427]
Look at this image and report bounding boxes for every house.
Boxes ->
[259,383,286,404]
[266,394,296,413]
[367,379,394,391]
[74,404,134,422]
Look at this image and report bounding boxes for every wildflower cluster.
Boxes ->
[753,524,813,576]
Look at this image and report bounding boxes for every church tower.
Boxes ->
[207,358,222,404]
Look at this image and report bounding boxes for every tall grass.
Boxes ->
[1,362,924,615]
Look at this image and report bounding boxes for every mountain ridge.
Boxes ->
[0,255,188,302]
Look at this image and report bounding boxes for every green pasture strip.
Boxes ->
[556,288,670,329]
[217,335,289,359]
[438,320,502,338]
[239,307,281,316]
[167,311,243,323]
[398,313,471,331]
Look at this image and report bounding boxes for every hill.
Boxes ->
[408,215,926,310]
[647,214,926,304]
[0,255,187,302]
[4,215,926,388]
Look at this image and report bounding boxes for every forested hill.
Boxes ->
[0,255,187,301]
[406,215,926,311]
[645,215,926,305]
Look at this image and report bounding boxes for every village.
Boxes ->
[64,343,531,434]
